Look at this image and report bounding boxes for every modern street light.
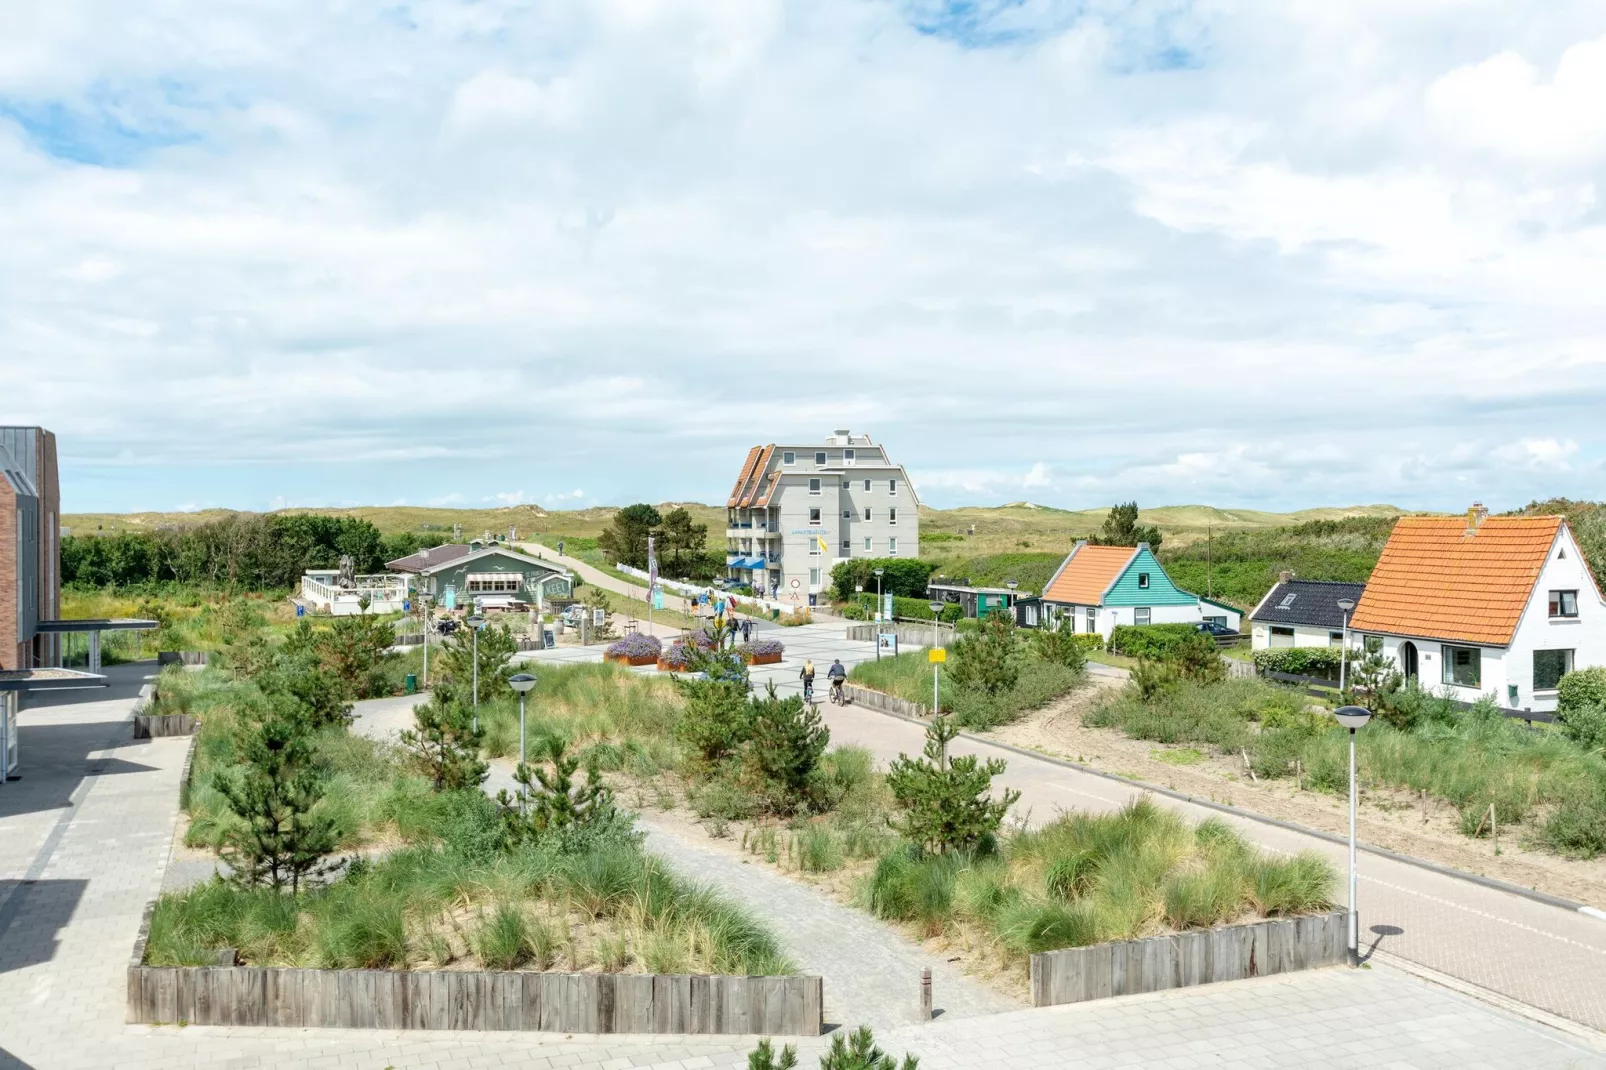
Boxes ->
[509,672,537,813]
[1004,578,1018,618]
[1335,704,1373,965]
[1336,598,1356,693]
[929,600,945,713]
[466,614,487,732]
[874,568,887,661]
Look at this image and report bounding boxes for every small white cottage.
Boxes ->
[1347,506,1606,714]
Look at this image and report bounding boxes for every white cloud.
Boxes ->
[3,1,1606,514]
[491,490,528,505]
[1491,438,1580,470]
[1427,36,1606,163]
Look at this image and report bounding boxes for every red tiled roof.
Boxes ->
[727,446,762,507]
[1348,516,1563,646]
[1042,544,1136,606]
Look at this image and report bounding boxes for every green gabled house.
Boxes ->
[386,541,573,612]
[1013,541,1241,639]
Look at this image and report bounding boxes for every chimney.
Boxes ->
[1465,502,1488,535]
[1278,570,1295,584]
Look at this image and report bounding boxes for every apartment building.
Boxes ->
[725,430,919,605]
[0,427,61,670]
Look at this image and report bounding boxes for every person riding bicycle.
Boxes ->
[827,658,847,703]
[800,659,816,702]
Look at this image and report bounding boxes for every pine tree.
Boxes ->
[215,714,341,894]
[747,1038,799,1069]
[400,691,487,791]
[819,1026,919,1070]
[948,610,1021,696]
[1030,615,1088,673]
[743,682,829,814]
[499,735,617,843]
[885,716,1019,855]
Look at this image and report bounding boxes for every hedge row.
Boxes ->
[1107,623,1200,659]
[1250,647,1345,679]
[849,593,964,624]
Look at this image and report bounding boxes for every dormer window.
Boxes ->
[1138,573,1150,589]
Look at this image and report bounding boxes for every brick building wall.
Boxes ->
[0,477,17,670]
[0,427,60,671]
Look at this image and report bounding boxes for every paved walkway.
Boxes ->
[2,663,1604,1068]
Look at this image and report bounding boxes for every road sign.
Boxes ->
[402,599,411,612]
[651,588,664,610]
[790,578,801,589]
[928,648,946,663]
[295,604,305,618]
[878,633,898,656]
[883,593,894,621]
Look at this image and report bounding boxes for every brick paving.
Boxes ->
[2,660,1603,1069]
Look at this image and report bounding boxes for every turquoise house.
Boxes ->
[1023,541,1241,639]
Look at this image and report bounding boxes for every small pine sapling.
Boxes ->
[885,716,1019,855]
[215,713,341,894]
[400,691,488,791]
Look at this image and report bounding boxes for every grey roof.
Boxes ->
[385,543,476,573]
[1250,580,1367,630]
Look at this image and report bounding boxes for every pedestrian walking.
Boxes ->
[741,619,752,642]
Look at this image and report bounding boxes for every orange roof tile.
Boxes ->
[738,446,774,507]
[1348,516,1563,646]
[1043,544,1136,605]
[727,446,762,508]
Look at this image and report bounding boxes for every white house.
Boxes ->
[1347,508,1606,714]
[1249,578,1368,650]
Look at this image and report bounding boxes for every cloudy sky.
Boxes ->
[3,0,1605,515]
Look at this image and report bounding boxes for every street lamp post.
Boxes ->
[929,600,944,713]
[466,613,487,731]
[1335,704,1373,966]
[509,673,537,813]
[1004,579,1018,620]
[1336,598,1356,694]
[874,568,886,661]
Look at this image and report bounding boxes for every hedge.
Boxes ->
[830,558,938,602]
[1251,647,1345,680]
[853,593,964,624]
[1558,667,1606,751]
[1107,624,1200,659]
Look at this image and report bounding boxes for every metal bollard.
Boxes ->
[920,966,932,1020]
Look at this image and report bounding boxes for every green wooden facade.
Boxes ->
[401,547,572,608]
[1101,546,1196,607]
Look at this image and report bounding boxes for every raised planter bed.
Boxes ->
[1029,910,1347,1007]
[605,653,659,667]
[736,639,785,666]
[842,683,929,719]
[744,652,782,666]
[126,965,822,1035]
[604,636,662,668]
[133,714,198,739]
[156,651,209,667]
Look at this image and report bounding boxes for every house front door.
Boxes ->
[1401,640,1418,682]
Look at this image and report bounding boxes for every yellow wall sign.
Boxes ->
[928,648,947,663]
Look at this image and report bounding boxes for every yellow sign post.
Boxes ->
[927,648,946,663]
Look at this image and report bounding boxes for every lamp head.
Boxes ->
[929,601,944,615]
[1334,705,1372,730]
[466,614,486,628]
[509,672,537,694]
[1336,599,1355,612]
[1005,579,1018,590]
[873,568,884,578]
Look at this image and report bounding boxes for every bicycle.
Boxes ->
[802,679,815,704]
[829,678,846,705]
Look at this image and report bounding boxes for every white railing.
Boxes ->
[301,574,409,606]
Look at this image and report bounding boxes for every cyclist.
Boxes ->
[800,659,816,703]
[827,658,848,704]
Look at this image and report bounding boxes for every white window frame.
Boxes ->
[1549,590,1579,618]
[466,572,523,594]
[1328,631,1345,647]
[809,567,822,586]
[842,509,852,519]
[1134,607,1151,626]
[889,479,898,496]
[864,478,871,492]
[814,451,827,466]
[889,507,897,525]
[808,477,821,495]
[782,451,795,465]
[1138,572,1150,589]
[844,449,855,465]
[864,507,872,521]
[1085,607,1097,634]
[888,536,897,555]
[864,536,873,551]
[809,507,822,523]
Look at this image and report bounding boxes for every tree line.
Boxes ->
[596,504,723,581]
[62,513,446,591]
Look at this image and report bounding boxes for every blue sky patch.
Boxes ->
[0,84,202,167]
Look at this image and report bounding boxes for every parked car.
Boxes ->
[1194,620,1239,638]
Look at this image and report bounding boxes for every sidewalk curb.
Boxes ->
[845,697,1606,922]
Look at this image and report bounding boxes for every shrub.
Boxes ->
[474,902,531,970]
[658,643,696,670]
[949,661,1080,731]
[605,634,662,660]
[852,593,963,623]
[1252,647,1345,679]
[830,558,938,601]
[820,1025,920,1070]
[743,684,830,814]
[1107,623,1200,659]
[214,713,341,894]
[947,611,1021,696]
[1558,667,1606,752]
[1170,629,1227,684]
[675,677,752,769]
[885,717,1019,855]
[1031,618,1091,671]
[399,693,487,791]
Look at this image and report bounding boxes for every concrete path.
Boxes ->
[636,817,1018,1032]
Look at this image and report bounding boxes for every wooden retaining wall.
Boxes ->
[844,623,953,647]
[157,651,210,667]
[1030,911,1347,1007]
[126,966,822,1035]
[133,714,199,739]
[842,684,929,720]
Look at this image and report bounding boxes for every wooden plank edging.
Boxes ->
[1029,910,1349,1007]
[126,965,822,1035]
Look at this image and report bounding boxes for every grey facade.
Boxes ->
[725,431,919,605]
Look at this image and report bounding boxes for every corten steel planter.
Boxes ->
[743,652,783,666]
[605,653,659,667]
